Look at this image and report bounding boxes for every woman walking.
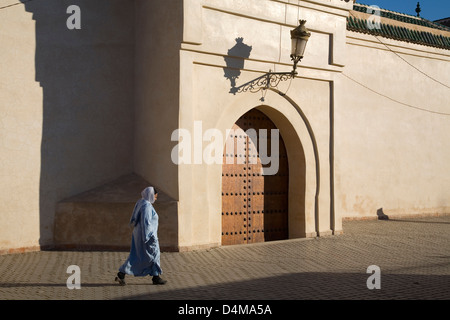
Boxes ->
[115,186,167,285]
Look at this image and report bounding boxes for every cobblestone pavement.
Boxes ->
[0,216,449,300]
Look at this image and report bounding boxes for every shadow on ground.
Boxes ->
[120,272,450,300]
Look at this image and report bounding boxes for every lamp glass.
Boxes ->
[291,37,307,59]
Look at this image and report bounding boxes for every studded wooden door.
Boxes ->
[221,109,288,246]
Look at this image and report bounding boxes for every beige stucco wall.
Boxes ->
[133,0,184,250]
[0,3,42,252]
[176,0,353,249]
[1,0,448,253]
[336,30,450,219]
[0,0,135,253]
[177,0,450,248]
[134,0,182,201]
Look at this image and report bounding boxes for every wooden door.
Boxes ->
[221,109,288,245]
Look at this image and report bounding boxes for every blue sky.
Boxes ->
[356,0,450,21]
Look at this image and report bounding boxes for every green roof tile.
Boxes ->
[347,14,450,50]
[353,3,450,31]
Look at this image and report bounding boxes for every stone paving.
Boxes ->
[0,215,449,300]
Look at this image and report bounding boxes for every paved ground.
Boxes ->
[0,215,449,301]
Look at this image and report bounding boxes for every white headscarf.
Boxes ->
[141,186,156,204]
[129,186,157,227]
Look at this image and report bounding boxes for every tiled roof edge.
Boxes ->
[353,3,450,32]
[347,16,450,50]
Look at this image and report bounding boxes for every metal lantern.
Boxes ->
[230,19,311,94]
[290,20,311,73]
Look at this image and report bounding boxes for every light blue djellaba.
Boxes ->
[115,187,167,285]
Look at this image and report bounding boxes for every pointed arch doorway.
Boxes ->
[221,108,289,245]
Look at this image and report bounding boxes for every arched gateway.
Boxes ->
[221,109,289,245]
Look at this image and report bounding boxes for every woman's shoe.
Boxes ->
[152,275,167,285]
[115,272,126,286]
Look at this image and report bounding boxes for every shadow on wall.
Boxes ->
[21,0,135,247]
[223,37,252,93]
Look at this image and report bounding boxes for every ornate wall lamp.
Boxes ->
[231,20,311,94]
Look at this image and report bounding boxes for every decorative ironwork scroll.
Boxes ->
[230,71,296,95]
